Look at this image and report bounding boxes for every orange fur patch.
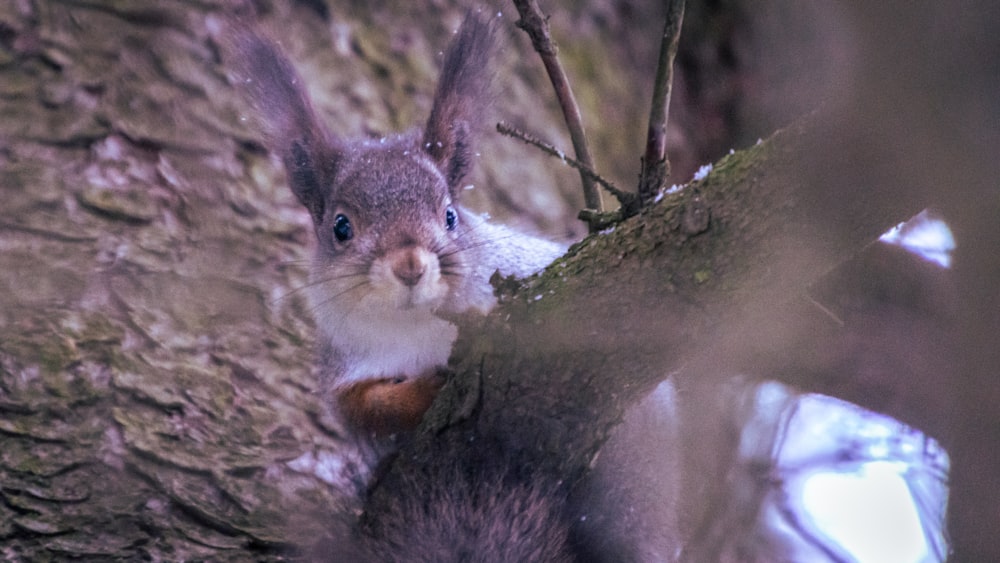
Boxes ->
[339,373,445,437]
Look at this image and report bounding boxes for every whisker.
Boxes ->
[307,279,370,318]
[269,264,369,305]
[272,258,314,267]
[270,277,362,306]
[438,231,523,263]
[308,269,369,287]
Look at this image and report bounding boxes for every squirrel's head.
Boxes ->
[225,13,497,316]
[307,138,468,313]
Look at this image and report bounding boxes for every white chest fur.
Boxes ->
[310,292,459,388]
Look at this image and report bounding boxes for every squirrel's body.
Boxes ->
[228,14,563,434]
[225,12,678,561]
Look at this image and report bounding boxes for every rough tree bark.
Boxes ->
[1,0,998,561]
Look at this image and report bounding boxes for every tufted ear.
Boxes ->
[222,22,340,222]
[422,13,497,198]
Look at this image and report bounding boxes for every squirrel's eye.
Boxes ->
[333,213,353,242]
[445,205,458,231]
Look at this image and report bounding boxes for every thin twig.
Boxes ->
[638,0,685,201]
[497,121,633,206]
[805,294,845,328]
[511,0,602,219]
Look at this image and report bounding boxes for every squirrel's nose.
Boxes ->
[392,249,427,286]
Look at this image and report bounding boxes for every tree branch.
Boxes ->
[512,0,603,220]
[638,0,685,201]
[496,121,636,211]
[375,115,936,534]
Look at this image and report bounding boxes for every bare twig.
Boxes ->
[638,0,685,201]
[511,0,603,219]
[497,121,632,205]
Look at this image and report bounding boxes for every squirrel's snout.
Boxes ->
[371,246,448,308]
[391,247,429,286]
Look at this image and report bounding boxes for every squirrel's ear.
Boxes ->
[423,13,496,197]
[220,21,339,222]
[282,138,338,223]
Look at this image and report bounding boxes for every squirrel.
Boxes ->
[226,13,564,436]
[225,12,680,561]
